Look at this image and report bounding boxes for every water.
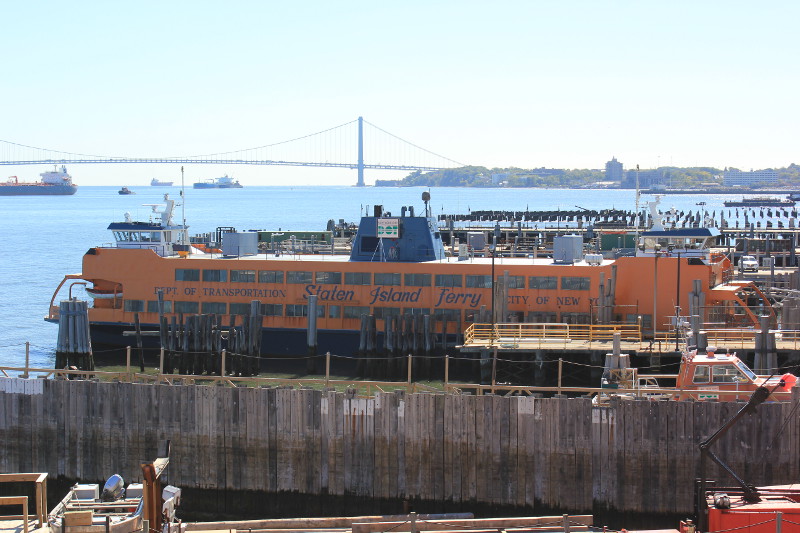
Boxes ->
[0,184,786,369]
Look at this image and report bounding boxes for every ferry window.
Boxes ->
[202,302,227,314]
[151,232,161,242]
[328,305,341,318]
[174,301,199,314]
[344,306,371,319]
[560,312,591,324]
[123,300,145,312]
[404,273,431,287]
[315,271,342,284]
[435,309,461,322]
[231,270,256,283]
[175,268,200,282]
[286,304,308,317]
[345,272,372,285]
[527,311,558,323]
[230,303,250,315]
[435,274,463,288]
[507,276,525,289]
[712,364,746,383]
[360,236,380,254]
[287,271,313,284]
[466,275,492,288]
[464,309,479,323]
[262,304,283,316]
[373,307,401,319]
[561,277,590,291]
[692,365,710,384]
[259,270,284,284]
[203,269,228,282]
[375,273,401,286]
[146,300,173,313]
[529,276,557,290]
[403,308,431,315]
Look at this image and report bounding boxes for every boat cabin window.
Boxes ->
[561,277,590,291]
[529,276,558,290]
[231,270,256,283]
[404,273,431,287]
[123,300,145,312]
[286,304,323,317]
[735,361,757,381]
[175,269,200,282]
[345,272,372,285]
[147,300,173,313]
[466,275,492,288]
[375,273,401,286]
[344,305,371,319]
[435,274,463,288]
[403,307,431,315]
[328,305,341,318]
[264,304,283,316]
[174,301,199,314]
[560,312,591,324]
[287,271,312,284]
[315,272,342,284]
[259,270,284,284]
[360,236,380,254]
[692,365,710,384]
[203,269,228,282]
[712,364,748,383]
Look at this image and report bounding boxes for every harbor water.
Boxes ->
[0,184,792,369]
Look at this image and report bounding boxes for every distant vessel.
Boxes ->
[193,175,242,189]
[118,187,135,195]
[723,196,794,207]
[150,178,173,187]
[0,166,77,195]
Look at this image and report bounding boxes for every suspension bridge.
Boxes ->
[0,117,463,186]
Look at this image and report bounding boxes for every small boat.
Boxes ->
[193,174,243,189]
[48,443,180,533]
[86,286,122,299]
[723,196,794,207]
[150,178,173,187]
[118,187,134,195]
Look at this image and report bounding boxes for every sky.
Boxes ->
[1,1,798,186]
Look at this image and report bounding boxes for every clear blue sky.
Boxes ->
[2,1,798,186]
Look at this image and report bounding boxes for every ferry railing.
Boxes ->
[463,322,642,349]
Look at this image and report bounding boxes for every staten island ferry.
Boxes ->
[47,194,775,355]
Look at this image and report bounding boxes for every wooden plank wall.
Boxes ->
[0,377,798,516]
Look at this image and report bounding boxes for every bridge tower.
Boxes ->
[356,116,365,187]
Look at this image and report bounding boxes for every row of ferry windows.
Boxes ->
[175,269,590,290]
[123,299,593,324]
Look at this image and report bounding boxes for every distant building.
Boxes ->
[622,168,669,189]
[529,167,565,177]
[605,157,623,181]
[491,173,509,185]
[722,169,778,187]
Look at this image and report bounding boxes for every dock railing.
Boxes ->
[463,322,642,349]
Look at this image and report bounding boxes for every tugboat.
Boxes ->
[118,187,134,195]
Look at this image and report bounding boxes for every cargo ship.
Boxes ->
[0,166,77,195]
[150,178,173,186]
[193,175,242,189]
[723,196,794,207]
[47,195,775,355]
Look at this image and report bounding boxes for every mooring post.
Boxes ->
[558,358,563,395]
[126,346,131,381]
[407,354,412,392]
[410,512,417,533]
[325,351,331,388]
[24,341,30,379]
[444,353,450,390]
[159,348,164,376]
[563,514,570,533]
[221,349,226,378]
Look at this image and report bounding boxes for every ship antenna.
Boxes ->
[634,164,640,240]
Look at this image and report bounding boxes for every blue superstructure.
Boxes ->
[349,204,446,262]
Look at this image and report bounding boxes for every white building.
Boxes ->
[722,169,778,186]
